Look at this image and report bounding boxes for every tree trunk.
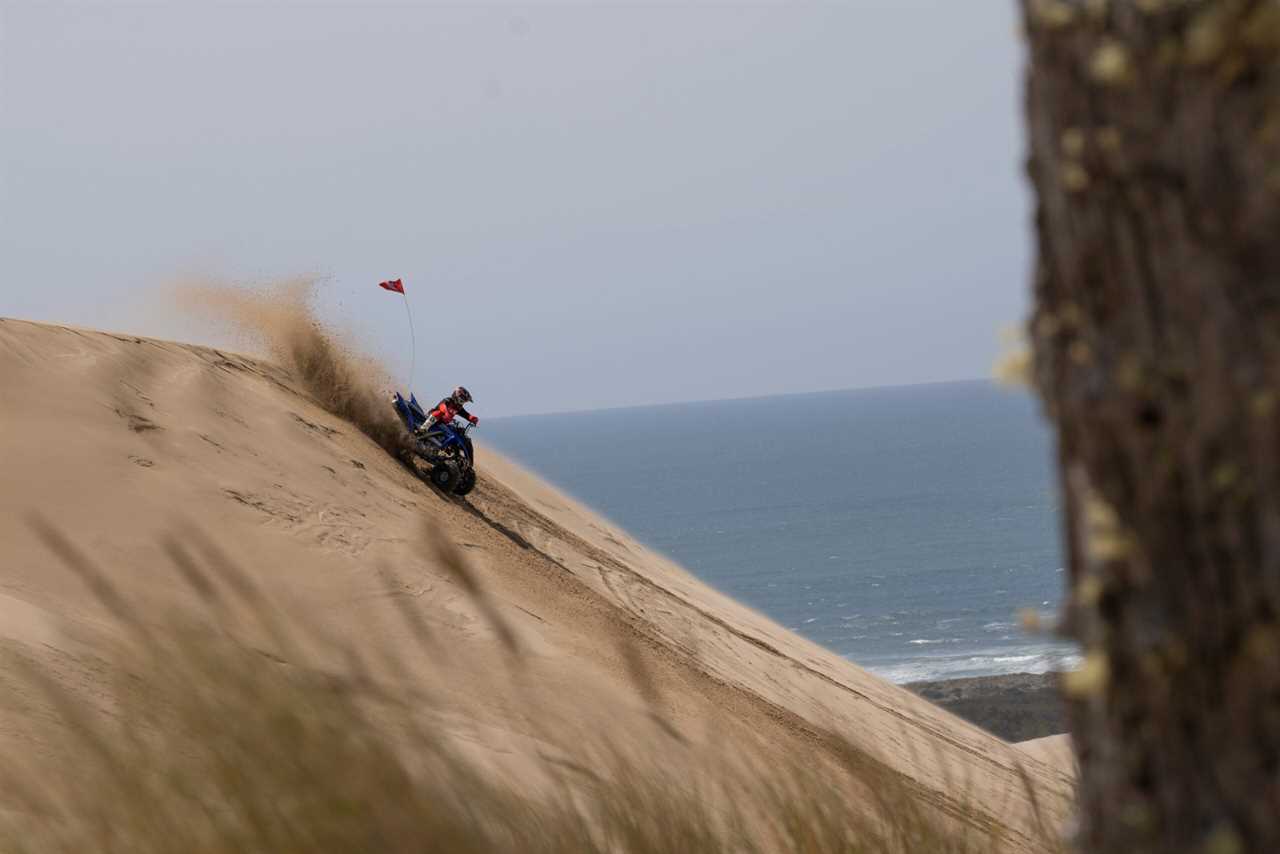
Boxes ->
[1020,1,1280,851]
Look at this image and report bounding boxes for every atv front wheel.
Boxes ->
[429,463,460,493]
[453,468,476,496]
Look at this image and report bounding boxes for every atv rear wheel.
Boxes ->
[453,468,476,496]
[428,462,459,493]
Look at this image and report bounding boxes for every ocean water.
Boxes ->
[482,381,1079,683]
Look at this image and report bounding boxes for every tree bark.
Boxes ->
[1020,1,1280,851]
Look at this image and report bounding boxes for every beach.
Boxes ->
[908,672,1064,742]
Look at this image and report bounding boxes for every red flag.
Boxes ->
[378,279,405,294]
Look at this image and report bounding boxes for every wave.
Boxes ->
[859,644,1081,684]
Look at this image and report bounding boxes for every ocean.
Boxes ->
[481,380,1079,683]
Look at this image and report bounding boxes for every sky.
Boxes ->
[1,1,1031,416]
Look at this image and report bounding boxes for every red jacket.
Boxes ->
[431,397,476,425]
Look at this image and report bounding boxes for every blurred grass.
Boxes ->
[0,521,1063,854]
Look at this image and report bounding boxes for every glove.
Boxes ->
[469,415,479,426]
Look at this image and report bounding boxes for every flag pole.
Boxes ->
[402,290,417,392]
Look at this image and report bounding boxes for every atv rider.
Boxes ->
[414,386,478,439]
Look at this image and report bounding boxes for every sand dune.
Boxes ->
[1017,735,1076,778]
[0,316,1072,849]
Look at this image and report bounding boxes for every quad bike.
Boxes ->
[391,392,477,496]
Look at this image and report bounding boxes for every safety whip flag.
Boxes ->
[378,277,415,388]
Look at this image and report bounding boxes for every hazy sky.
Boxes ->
[1,2,1030,416]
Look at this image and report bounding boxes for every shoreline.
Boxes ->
[907,672,1065,742]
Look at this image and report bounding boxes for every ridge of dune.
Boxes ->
[0,317,1072,849]
[1016,735,1076,778]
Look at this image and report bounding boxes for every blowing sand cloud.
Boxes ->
[177,278,408,454]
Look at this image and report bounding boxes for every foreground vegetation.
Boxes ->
[0,521,1062,854]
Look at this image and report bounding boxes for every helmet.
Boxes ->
[452,385,473,404]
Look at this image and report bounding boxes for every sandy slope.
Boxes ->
[1017,735,1076,778]
[0,318,1072,849]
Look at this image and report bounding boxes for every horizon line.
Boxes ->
[490,377,999,420]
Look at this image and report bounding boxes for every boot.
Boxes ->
[414,415,437,439]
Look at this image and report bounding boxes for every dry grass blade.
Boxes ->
[422,519,519,654]
[26,514,134,625]
[161,538,222,604]
[179,524,309,666]
[376,564,437,648]
[614,628,687,745]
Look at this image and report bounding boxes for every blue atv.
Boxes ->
[391,392,477,496]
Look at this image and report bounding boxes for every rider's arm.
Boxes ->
[457,405,478,424]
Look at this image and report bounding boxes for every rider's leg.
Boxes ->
[413,414,438,438]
